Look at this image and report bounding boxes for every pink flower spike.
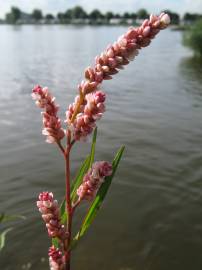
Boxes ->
[36,192,68,241]
[66,90,106,141]
[65,13,170,139]
[77,161,112,201]
[32,85,65,144]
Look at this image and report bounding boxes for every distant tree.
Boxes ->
[64,9,72,20]
[32,9,43,21]
[6,6,21,23]
[105,11,114,22]
[71,6,87,19]
[130,13,137,20]
[114,13,121,19]
[89,9,104,21]
[123,12,130,19]
[183,12,202,23]
[163,10,180,24]
[57,12,65,21]
[137,9,149,19]
[183,19,202,56]
[46,14,54,20]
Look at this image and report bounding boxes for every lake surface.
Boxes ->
[0,25,202,270]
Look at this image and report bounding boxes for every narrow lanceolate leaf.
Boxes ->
[0,214,26,223]
[0,214,5,223]
[77,146,125,240]
[60,197,67,225]
[0,228,13,251]
[71,155,91,203]
[71,127,97,203]
[88,127,97,169]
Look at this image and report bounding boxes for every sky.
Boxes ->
[0,0,202,19]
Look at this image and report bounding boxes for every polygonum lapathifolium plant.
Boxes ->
[32,13,170,270]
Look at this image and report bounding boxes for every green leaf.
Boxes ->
[71,155,91,203]
[59,155,91,226]
[0,214,26,223]
[88,127,97,169]
[52,237,59,249]
[71,127,97,204]
[0,214,5,223]
[0,228,13,251]
[76,146,125,240]
[60,197,66,225]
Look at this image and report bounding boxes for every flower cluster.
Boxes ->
[77,161,113,200]
[66,90,106,141]
[36,192,67,240]
[66,13,170,140]
[33,12,170,270]
[48,246,65,270]
[32,85,65,143]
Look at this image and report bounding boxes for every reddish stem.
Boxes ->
[65,146,71,270]
[64,130,74,270]
[57,132,75,270]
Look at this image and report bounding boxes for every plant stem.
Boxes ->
[64,130,73,270]
[65,147,71,270]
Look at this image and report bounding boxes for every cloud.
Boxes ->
[0,0,201,18]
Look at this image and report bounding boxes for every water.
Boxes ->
[0,25,202,270]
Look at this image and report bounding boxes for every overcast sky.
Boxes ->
[0,0,202,19]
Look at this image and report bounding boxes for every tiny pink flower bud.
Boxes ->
[142,26,151,37]
[160,13,171,26]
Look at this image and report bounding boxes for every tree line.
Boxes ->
[3,6,202,25]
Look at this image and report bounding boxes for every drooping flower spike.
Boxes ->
[66,13,170,141]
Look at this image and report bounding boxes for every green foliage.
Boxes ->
[89,9,104,21]
[46,14,54,20]
[183,19,202,56]
[163,9,180,24]
[105,12,114,21]
[71,6,87,19]
[32,9,43,21]
[0,214,25,251]
[183,13,202,23]
[5,6,21,23]
[0,214,25,223]
[74,145,125,244]
[123,12,131,19]
[137,9,149,19]
[0,228,13,251]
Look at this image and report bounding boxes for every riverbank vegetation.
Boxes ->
[183,19,202,57]
[0,6,202,26]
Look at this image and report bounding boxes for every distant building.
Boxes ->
[109,18,122,25]
[125,19,134,25]
[71,18,90,24]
